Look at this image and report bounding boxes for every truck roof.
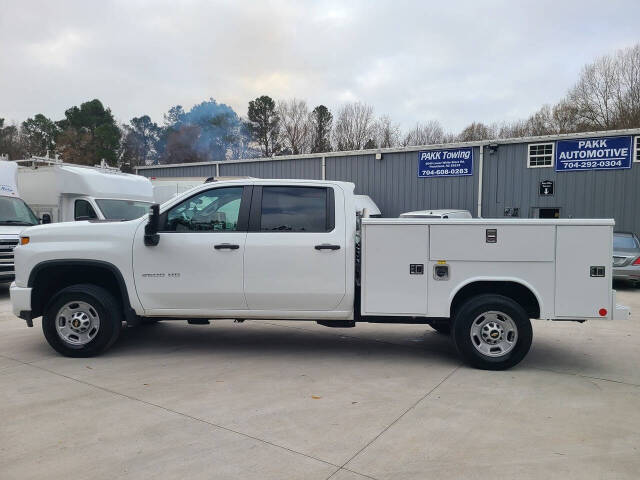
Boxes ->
[184,178,355,191]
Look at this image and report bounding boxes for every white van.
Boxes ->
[354,195,382,217]
[16,157,154,223]
[151,177,209,205]
[400,209,472,219]
[0,159,40,282]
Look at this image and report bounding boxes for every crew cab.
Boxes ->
[10,179,630,370]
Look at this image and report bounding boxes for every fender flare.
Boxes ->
[448,276,544,317]
[28,259,137,322]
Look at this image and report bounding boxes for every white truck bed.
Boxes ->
[360,218,622,320]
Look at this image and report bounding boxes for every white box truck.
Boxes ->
[150,177,210,204]
[16,158,154,222]
[0,159,40,282]
[9,179,630,369]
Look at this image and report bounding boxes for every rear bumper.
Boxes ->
[614,304,631,320]
[612,290,631,320]
[10,282,32,319]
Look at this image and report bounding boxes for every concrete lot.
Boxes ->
[1,284,639,480]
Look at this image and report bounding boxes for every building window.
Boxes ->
[635,137,640,162]
[527,143,554,168]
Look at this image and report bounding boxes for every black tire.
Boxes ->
[430,320,451,335]
[452,294,532,370]
[42,284,122,357]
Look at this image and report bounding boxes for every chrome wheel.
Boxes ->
[469,310,518,358]
[55,301,101,346]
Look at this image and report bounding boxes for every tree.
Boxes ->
[309,105,333,153]
[457,122,495,142]
[402,120,444,146]
[247,95,280,156]
[158,98,248,164]
[21,114,59,156]
[164,105,186,126]
[332,102,376,151]
[55,99,121,165]
[0,119,28,159]
[277,99,310,155]
[120,115,162,167]
[566,44,640,130]
[375,115,401,148]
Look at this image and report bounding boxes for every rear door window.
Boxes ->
[260,186,330,232]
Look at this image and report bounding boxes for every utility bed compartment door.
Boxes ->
[430,225,555,262]
[361,224,428,316]
[555,225,612,318]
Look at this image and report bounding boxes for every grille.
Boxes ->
[0,239,18,274]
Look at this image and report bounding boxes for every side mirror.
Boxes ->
[144,204,160,246]
[41,214,52,224]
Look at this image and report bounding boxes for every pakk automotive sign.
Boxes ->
[555,136,632,172]
[418,147,473,178]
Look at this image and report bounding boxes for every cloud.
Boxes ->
[1,0,639,132]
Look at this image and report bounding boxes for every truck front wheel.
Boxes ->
[42,284,122,357]
[452,294,532,370]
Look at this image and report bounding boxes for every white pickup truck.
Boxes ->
[10,179,630,370]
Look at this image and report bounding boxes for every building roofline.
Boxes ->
[135,127,640,171]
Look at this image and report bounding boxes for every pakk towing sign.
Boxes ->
[418,147,473,178]
[555,136,632,172]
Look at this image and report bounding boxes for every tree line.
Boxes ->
[2,43,639,169]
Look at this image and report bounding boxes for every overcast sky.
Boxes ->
[1,0,639,132]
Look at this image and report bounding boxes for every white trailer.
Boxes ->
[150,177,209,204]
[10,179,630,369]
[16,158,153,222]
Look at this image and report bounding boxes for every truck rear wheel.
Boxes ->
[42,284,122,357]
[452,294,532,370]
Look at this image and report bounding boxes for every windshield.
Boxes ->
[613,234,638,250]
[0,197,39,226]
[95,199,152,221]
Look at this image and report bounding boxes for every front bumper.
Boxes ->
[10,282,32,322]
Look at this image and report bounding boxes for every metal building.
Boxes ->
[136,128,640,234]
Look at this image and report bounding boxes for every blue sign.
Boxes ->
[418,147,473,178]
[555,136,632,172]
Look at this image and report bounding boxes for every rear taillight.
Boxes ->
[633,257,640,266]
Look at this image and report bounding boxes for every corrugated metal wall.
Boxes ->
[219,157,321,179]
[141,164,217,178]
[482,142,640,233]
[138,134,640,234]
[139,150,479,217]
[326,149,478,217]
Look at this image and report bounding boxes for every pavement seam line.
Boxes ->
[1,354,350,473]
[529,366,640,388]
[242,325,640,390]
[324,365,461,480]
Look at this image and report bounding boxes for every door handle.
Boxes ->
[314,244,341,250]
[214,243,240,250]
